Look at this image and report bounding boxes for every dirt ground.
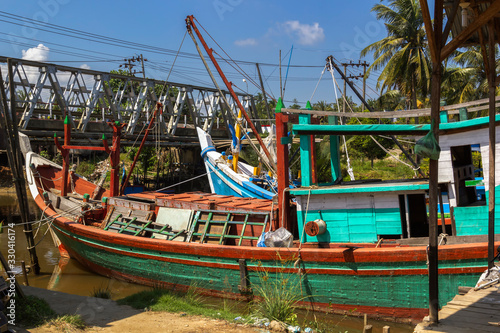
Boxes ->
[15,286,267,333]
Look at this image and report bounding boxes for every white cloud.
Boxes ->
[80,64,91,70]
[280,21,325,45]
[234,38,257,47]
[21,44,50,62]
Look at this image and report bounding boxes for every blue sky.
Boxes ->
[0,0,389,107]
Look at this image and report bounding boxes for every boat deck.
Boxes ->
[127,191,278,215]
[414,282,500,332]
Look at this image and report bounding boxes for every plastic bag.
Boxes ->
[415,120,441,160]
[257,232,266,247]
[263,227,293,248]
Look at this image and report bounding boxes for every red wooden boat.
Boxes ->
[25,109,495,323]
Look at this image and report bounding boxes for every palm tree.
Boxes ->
[443,46,499,105]
[361,0,430,111]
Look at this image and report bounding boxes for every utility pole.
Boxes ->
[256,63,272,123]
[341,60,370,113]
[362,61,368,112]
[343,64,347,115]
[279,50,283,100]
[120,55,148,77]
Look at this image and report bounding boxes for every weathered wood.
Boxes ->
[382,326,390,333]
[441,1,500,60]
[427,0,443,323]
[362,324,373,333]
[442,1,460,47]
[487,20,496,267]
[419,0,437,63]
[21,261,29,286]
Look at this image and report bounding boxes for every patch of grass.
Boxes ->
[15,295,86,331]
[252,257,306,325]
[91,286,112,299]
[47,314,86,331]
[16,295,57,327]
[117,287,242,322]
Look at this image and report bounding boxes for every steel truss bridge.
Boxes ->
[1,57,262,147]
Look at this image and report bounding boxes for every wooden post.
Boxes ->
[305,101,317,184]
[329,115,341,182]
[61,116,71,196]
[426,0,444,324]
[487,21,496,268]
[275,98,290,230]
[383,326,391,333]
[110,122,124,198]
[362,325,372,333]
[21,261,29,286]
[299,113,312,187]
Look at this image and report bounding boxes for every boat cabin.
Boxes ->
[280,109,500,244]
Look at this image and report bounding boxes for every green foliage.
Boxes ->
[348,118,394,167]
[442,46,500,107]
[254,92,276,119]
[16,295,57,327]
[362,0,430,110]
[117,287,241,322]
[91,286,112,299]
[39,150,50,159]
[252,258,305,325]
[75,160,95,178]
[53,152,63,165]
[345,155,423,180]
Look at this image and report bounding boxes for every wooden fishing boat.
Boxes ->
[25,100,500,323]
[196,127,276,200]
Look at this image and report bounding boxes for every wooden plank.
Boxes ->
[444,303,500,316]
[282,96,500,119]
[419,0,437,63]
[437,316,500,333]
[439,307,499,323]
[448,299,500,310]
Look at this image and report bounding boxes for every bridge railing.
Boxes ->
[0,57,259,140]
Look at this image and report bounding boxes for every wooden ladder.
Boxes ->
[188,210,270,245]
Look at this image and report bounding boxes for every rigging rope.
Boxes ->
[327,58,420,173]
[309,65,327,102]
[186,27,277,178]
[328,61,355,181]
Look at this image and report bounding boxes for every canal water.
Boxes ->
[0,189,413,332]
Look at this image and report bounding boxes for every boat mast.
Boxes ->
[185,15,277,174]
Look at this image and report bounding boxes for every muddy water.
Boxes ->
[0,190,414,332]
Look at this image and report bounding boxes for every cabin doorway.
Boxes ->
[450,144,484,207]
[399,193,428,238]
